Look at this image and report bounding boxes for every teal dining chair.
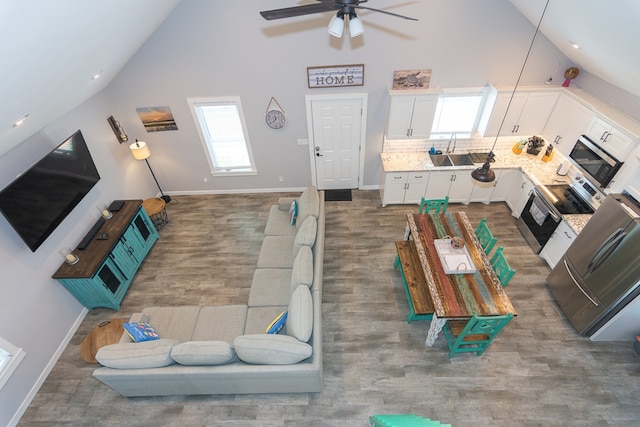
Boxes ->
[490,246,516,287]
[443,314,513,358]
[419,196,449,214]
[475,218,498,255]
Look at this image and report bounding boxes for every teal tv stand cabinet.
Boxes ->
[52,200,159,310]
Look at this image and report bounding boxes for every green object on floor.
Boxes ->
[369,414,452,426]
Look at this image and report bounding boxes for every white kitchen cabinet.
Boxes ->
[491,168,519,202]
[380,172,429,206]
[482,91,559,137]
[607,145,640,196]
[506,171,534,217]
[542,94,595,156]
[425,170,472,203]
[470,168,518,203]
[540,220,577,269]
[386,91,440,139]
[469,169,502,203]
[586,116,635,160]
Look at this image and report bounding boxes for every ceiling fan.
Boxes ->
[260,0,418,38]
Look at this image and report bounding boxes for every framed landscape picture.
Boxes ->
[136,106,178,132]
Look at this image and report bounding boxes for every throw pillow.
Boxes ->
[265,311,288,334]
[122,322,160,342]
[286,285,313,342]
[292,216,317,258]
[170,341,237,366]
[96,339,178,369]
[288,200,298,225]
[290,245,313,291]
[234,334,312,365]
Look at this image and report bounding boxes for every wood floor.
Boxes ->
[19,191,640,426]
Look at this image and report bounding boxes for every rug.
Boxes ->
[325,189,352,201]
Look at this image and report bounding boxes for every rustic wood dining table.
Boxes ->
[404,212,517,346]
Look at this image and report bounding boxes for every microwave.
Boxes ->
[569,135,624,189]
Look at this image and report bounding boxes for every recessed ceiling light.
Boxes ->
[92,71,103,80]
[570,41,581,49]
[13,114,30,127]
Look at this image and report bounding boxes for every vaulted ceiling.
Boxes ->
[1,0,638,158]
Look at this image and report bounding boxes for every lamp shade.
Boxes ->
[348,16,364,37]
[471,160,496,183]
[129,140,151,160]
[328,14,344,38]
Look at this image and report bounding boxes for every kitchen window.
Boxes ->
[188,97,257,175]
[430,93,484,139]
[0,337,25,390]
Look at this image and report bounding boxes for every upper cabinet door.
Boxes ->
[386,90,440,139]
[586,116,635,160]
[542,94,595,156]
[482,90,559,137]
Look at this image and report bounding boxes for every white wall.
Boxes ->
[0,92,158,426]
[4,1,640,424]
[104,0,572,193]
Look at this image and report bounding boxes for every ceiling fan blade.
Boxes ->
[356,5,419,21]
[260,3,338,21]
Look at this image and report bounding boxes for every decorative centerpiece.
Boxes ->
[562,67,579,87]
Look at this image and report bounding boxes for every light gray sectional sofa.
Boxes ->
[92,186,325,397]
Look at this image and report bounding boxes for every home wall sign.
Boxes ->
[307,64,364,89]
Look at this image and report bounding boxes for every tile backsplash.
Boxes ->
[382,135,524,153]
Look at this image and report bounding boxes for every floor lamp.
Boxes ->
[129,140,171,203]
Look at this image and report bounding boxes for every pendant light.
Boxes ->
[472,0,550,183]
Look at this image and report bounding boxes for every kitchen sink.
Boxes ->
[447,153,475,166]
[429,154,453,167]
[468,152,496,163]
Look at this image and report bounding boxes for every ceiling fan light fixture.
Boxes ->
[328,13,345,38]
[348,13,364,37]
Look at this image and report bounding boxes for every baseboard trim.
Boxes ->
[161,185,381,197]
[9,308,88,427]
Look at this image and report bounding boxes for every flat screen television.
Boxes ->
[0,130,101,252]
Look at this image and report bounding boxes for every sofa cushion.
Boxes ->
[292,216,317,258]
[170,341,237,366]
[290,245,313,291]
[234,334,312,365]
[256,235,296,268]
[191,305,247,342]
[248,269,292,307]
[96,339,179,369]
[286,285,313,342]
[264,205,298,236]
[245,306,289,335]
[141,307,201,342]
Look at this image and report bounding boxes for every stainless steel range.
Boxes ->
[517,173,604,253]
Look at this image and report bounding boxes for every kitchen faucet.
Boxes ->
[446,133,457,153]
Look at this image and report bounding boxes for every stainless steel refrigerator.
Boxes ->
[546,193,640,336]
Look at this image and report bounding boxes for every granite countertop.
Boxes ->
[562,214,591,234]
[380,146,571,186]
[380,147,592,233]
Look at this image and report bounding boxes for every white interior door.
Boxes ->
[306,94,366,190]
